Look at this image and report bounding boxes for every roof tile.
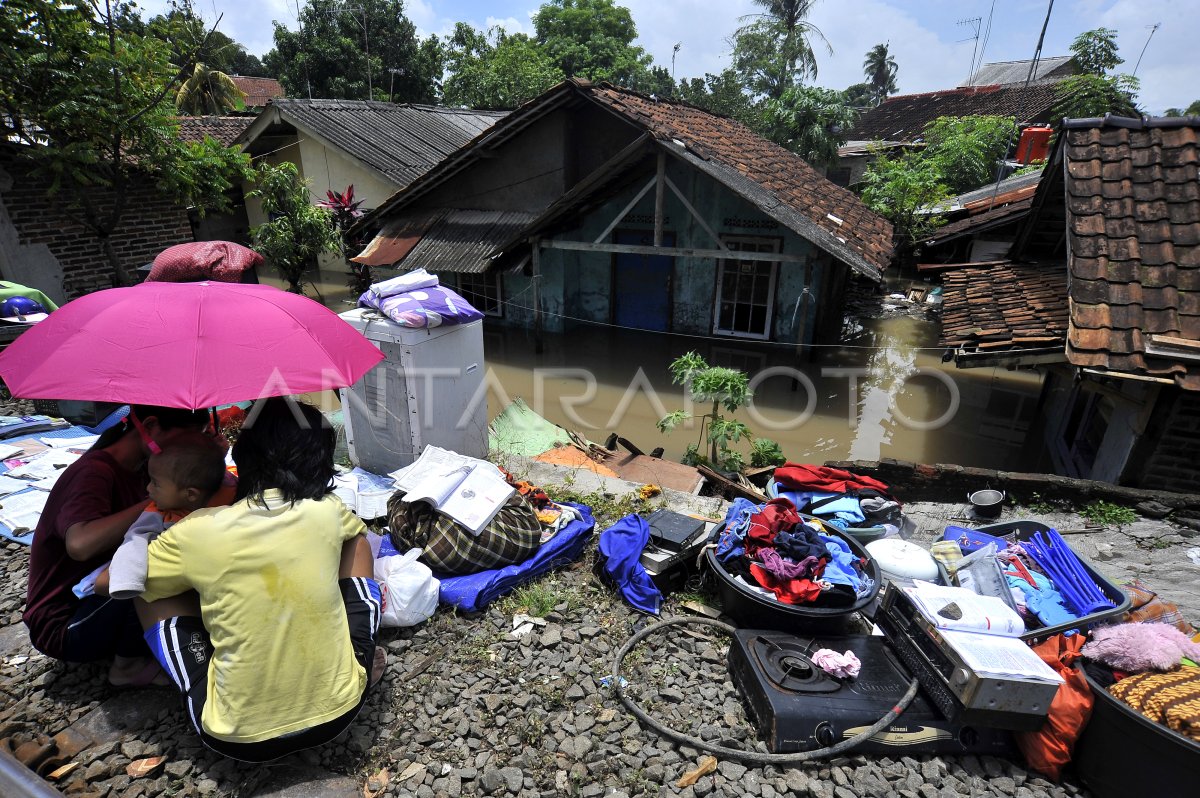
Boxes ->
[847,83,1059,142]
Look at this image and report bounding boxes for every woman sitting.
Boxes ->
[136,397,382,761]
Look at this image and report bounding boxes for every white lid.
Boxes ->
[865,538,940,581]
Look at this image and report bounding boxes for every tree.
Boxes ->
[249,163,340,294]
[843,82,874,110]
[146,3,266,77]
[863,42,898,107]
[264,0,442,102]
[1164,100,1200,117]
[1052,28,1139,120]
[731,0,831,100]
[176,63,245,114]
[763,86,856,168]
[922,115,1015,194]
[0,0,253,286]
[859,150,949,252]
[532,0,651,86]
[442,23,563,110]
[676,69,762,130]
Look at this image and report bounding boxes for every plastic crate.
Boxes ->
[973,519,1131,641]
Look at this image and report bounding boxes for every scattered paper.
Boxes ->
[1187,548,1200,566]
[398,763,426,783]
[0,475,34,497]
[5,449,81,481]
[676,756,718,787]
[41,435,99,449]
[0,488,50,532]
[0,444,23,460]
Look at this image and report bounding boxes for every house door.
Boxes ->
[612,230,674,331]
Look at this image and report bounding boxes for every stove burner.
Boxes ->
[752,635,839,693]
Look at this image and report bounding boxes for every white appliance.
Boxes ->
[338,308,487,474]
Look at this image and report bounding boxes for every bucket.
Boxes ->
[968,489,1005,519]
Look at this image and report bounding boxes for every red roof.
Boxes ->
[938,261,1070,357]
[177,116,253,147]
[849,83,1059,142]
[230,76,285,108]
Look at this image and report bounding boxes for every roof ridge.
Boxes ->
[1062,114,1200,130]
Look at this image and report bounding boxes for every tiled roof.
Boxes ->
[964,56,1075,87]
[939,261,1070,357]
[240,99,507,190]
[584,84,893,276]
[1061,117,1200,389]
[230,76,285,108]
[921,196,1034,246]
[177,116,253,147]
[847,83,1060,142]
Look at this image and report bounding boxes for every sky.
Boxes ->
[145,0,1198,113]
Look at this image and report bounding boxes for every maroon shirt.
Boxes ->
[23,450,147,658]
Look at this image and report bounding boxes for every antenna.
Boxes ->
[957,17,982,85]
[671,42,681,82]
[1132,23,1160,77]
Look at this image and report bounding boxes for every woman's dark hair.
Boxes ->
[232,397,335,504]
[91,405,210,450]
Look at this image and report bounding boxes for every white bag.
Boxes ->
[374,547,440,627]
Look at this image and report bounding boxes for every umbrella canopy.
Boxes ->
[0,281,384,409]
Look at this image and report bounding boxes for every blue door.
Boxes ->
[613,230,674,331]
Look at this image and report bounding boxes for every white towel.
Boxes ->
[369,268,439,299]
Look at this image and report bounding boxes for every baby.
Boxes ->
[78,440,234,600]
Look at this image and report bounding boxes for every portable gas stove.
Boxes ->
[727,629,1013,755]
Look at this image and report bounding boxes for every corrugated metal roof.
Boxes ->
[365,210,536,273]
[259,99,506,189]
[964,56,1075,87]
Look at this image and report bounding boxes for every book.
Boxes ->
[391,446,514,535]
[332,468,397,519]
[905,581,1062,684]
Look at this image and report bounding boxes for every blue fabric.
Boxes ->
[598,513,662,615]
[777,490,866,524]
[818,533,873,598]
[775,521,828,562]
[715,498,760,562]
[436,503,595,613]
[1005,569,1077,627]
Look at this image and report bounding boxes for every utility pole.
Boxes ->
[388,68,403,103]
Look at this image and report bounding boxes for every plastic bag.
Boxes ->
[1014,633,1094,781]
[374,547,439,627]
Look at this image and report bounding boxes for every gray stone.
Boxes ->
[479,768,506,794]
[251,764,360,798]
[499,767,524,793]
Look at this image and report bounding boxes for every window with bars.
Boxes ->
[458,271,502,317]
[713,237,779,339]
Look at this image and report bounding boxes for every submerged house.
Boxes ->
[939,116,1200,492]
[352,79,893,347]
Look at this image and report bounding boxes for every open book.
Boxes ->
[390,446,514,535]
[905,581,1062,684]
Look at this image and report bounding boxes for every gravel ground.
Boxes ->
[1,460,1197,798]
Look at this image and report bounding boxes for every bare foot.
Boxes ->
[370,647,387,688]
[108,656,170,688]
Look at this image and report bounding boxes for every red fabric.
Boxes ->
[749,563,824,604]
[744,498,801,558]
[23,451,147,658]
[1014,634,1094,781]
[146,241,262,283]
[773,463,891,496]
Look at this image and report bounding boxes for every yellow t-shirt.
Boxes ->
[143,490,367,743]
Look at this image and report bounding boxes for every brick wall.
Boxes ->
[0,149,193,299]
[1139,392,1200,494]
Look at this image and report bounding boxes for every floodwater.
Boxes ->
[481,315,1044,472]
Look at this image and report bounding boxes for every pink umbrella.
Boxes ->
[0,281,384,409]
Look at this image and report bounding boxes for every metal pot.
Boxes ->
[968,489,1005,519]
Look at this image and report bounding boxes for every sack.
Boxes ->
[147,241,262,283]
[1014,634,1094,781]
[374,547,439,627]
[387,491,542,576]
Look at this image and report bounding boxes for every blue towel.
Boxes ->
[436,503,595,613]
[599,513,663,615]
[715,497,761,562]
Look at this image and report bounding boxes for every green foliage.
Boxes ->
[0,0,252,285]
[676,69,762,130]
[1079,500,1137,529]
[1052,73,1140,120]
[750,437,785,468]
[860,148,950,250]
[442,24,564,110]
[922,115,1016,194]
[863,42,898,106]
[249,163,339,294]
[763,86,857,168]
[1069,27,1122,76]
[843,82,874,110]
[265,0,442,102]
[659,352,781,473]
[145,2,267,78]
[175,63,244,114]
[532,0,651,86]
[1164,101,1200,117]
[731,0,830,100]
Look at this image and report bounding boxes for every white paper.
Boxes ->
[332,468,396,519]
[0,444,23,460]
[41,435,99,449]
[435,466,514,534]
[390,446,478,492]
[0,488,50,532]
[904,581,1024,636]
[0,475,33,497]
[4,449,81,481]
[939,629,1064,684]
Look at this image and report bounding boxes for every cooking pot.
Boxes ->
[968,489,1005,519]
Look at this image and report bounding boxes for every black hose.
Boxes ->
[610,616,921,765]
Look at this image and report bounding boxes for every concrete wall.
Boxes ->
[0,149,192,300]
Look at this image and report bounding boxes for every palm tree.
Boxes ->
[863,43,898,107]
[733,0,831,100]
[175,63,245,116]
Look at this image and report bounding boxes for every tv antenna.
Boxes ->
[672,42,681,82]
[1132,23,1160,77]
[957,17,982,85]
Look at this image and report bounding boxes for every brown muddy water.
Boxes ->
[480,317,1044,472]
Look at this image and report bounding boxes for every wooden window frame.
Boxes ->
[712,236,780,340]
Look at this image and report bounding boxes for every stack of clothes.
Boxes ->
[715,496,874,608]
[357,268,483,328]
[770,463,904,536]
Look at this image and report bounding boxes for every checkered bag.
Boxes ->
[387,491,542,575]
